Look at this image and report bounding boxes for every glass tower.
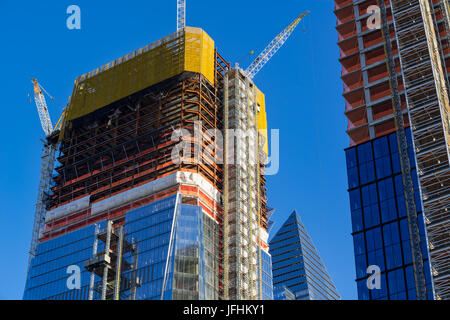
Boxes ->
[24,195,221,300]
[346,128,434,300]
[269,211,340,300]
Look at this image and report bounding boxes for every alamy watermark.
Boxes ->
[66,265,81,290]
[367,5,381,30]
[170,121,280,176]
[367,265,381,290]
[66,5,81,30]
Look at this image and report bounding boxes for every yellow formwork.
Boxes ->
[185,28,215,84]
[256,88,268,156]
[64,27,215,123]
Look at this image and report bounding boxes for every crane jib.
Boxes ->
[244,11,309,80]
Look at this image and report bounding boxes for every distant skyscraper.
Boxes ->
[269,211,341,300]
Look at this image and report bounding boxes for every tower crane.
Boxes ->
[27,79,63,271]
[31,79,54,136]
[245,11,309,79]
[175,0,308,80]
[177,0,186,31]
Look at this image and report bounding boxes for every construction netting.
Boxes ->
[64,27,216,124]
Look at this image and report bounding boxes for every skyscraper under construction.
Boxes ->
[23,7,308,299]
[336,0,450,299]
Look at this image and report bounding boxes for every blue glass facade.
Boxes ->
[269,211,340,300]
[24,195,219,300]
[346,128,434,300]
[23,222,101,300]
[273,286,295,300]
[260,249,274,300]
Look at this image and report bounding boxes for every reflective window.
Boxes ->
[383,222,402,270]
[378,178,397,223]
[371,273,387,300]
[346,148,359,188]
[357,279,370,300]
[362,184,380,228]
[353,233,366,279]
[389,134,401,174]
[357,143,375,184]
[388,269,406,300]
[366,228,384,272]
[349,190,363,232]
[374,137,392,179]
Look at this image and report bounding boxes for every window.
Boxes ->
[358,143,375,184]
[351,209,363,233]
[347,167,359,189]
[362,184,380,228]
[383,222,402,270]
[389,133,401,174]
[350,189,361,211]
[374,137,392,179]
[346,148,359,188]
[379,178,397,222]
[346,148,357,169]
[357,279,370,300]
[388,269,406,300]
[371,273,387,300]
[353,233,367,279]
[349,189,363,232]
[366,228,384,272]
[405,265,417,299]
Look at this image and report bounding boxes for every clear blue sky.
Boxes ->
[0,0,356,299]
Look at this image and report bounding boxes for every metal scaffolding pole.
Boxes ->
[113,225,124,300]
[388,0,450,299]
[378,0,427,299]
[88,224,100,300]
[27,142,57,273]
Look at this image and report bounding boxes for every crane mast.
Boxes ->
[27,79,58,272]
[245,11,309,79]
[177,0,186,31]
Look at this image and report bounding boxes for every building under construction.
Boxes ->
[23,6,307,299]
[336,0,450,299]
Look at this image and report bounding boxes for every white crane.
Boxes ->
[27,79,61,272]
[174,1,307,80]
[245,11,309,79]
[31,79,54,137]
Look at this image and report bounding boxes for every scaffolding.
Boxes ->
[50,60,228,211]
[85,220,139,300]
[27,141,57,272]
[223,73,230,299]
[223,68,267,300]
[389,0,450,299]
[378,0,427,299]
